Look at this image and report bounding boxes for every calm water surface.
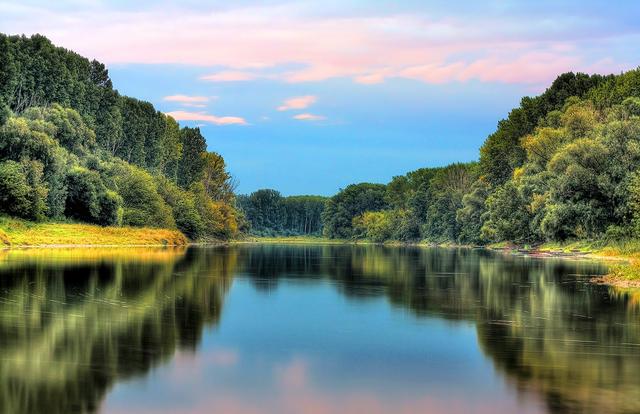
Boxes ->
[0,244,638,414]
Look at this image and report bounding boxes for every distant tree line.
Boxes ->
[321,70,640,245]
[237,189,325,236]
[0,34,238,240]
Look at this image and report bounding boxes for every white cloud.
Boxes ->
[165,110,247,125]
[293,113,325,121]
[163,94,211,103]
[0,2,634,85]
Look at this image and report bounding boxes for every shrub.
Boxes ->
[65,166,104,223]
[0,100,10,126]
[22,160,48,221]
[353,210,395,243]
[0,160,34,219]
[156,176,204,239]
[23,104,96,154]
[64,166,122,225]
[192,182,238,240]
[98,190,123,226]
[112,164,175,229]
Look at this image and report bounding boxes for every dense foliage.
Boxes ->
[237,189,326,236]
[0,34,238,240]
[322,69,640,245]
[321,183,388,239]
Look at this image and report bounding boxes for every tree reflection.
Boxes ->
[236,244,640,414]
[0,247,236,414]
[0,244,638,414]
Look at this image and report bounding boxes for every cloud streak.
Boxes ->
[163,95,211,103]
[1,2,636,86]
[293,113,325,121]
[278,95,317,111]
[200,71,258,82]
[163,95,215,108]
[165,110,247,126]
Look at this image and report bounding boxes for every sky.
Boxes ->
[1,0,639,195]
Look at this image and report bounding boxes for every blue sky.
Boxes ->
[1,0,639,194]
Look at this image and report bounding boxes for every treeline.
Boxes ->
[322,70,640,245]
[0,34,238,240]
[237,189,325,236]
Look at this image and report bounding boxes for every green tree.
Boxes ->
[480,72,607,185]
[177,127,207,188]
[64,167,105,224]
[422,163,478,242]
[201,152,235,203]
[112,164,175,229]
[0,99,9,126]
[0,160,38,219]
[322,183,388,239]
[160,116,182,180]
[156,176,204,239]
[456,178,491,244]
[482,181,534,242]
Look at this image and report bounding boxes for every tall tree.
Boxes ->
[201,151,235,203]
[177,127,207,188]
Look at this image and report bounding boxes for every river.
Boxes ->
[0,244,638,414]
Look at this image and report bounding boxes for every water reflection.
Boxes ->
[0,245,638,414]
[0,247,235,413]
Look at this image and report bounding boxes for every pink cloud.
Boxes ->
[165,110,247,125]
[103,357,545,414]
[354,72,388,85]
[3,4,632,86]
[200,71,258,82]
[293,113,326,121]
[277,95,317,111]
[276,358,308,390]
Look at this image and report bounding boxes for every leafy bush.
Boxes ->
[112,163,175,229]
[192,183,238,239]
[0,100,9,126]
[156,176,203,239]
[65,166,120,225]
[353,211,395,242]
[22,104,96,154]
[322,183,388,239]
[0,160,37,219]
[98,190,123,226]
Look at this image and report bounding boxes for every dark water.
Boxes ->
[0,244,638,414]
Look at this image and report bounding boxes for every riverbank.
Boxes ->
[245,236,640,288]
[2,222,638,288]
[488,240,640,288]
[0,217,188,247]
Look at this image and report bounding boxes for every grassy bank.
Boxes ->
[497,239,640,288]
[0,217,188,247]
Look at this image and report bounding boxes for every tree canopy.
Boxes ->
[0,33,239,240]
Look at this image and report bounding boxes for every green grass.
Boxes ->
[608,262,640,280]
[515,239,640,287]
[0,216,188,247]
[536,239,640,258]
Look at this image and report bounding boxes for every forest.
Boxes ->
[4,33,640,247]
[0,34,238,241]
[319,70,640,245]
[237,189,325,236]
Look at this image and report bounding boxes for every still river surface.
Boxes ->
[0,244,638,414]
